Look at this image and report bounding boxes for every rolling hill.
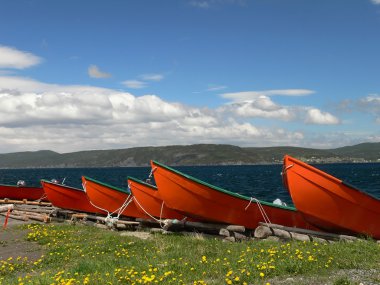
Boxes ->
[0,142,379,168]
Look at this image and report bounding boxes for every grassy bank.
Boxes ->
[1,223,380,285]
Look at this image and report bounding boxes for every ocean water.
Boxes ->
[0,163,379,206]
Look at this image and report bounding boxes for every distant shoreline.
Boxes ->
[0,142,379,168]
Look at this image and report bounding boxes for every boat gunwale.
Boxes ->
[0,183,42,189]
[40,179,84,193]
[82,176,131,195]
[151,160,296,211]
[127,176,158,191]
[285,155,380,202]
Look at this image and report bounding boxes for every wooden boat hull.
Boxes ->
[127,176,184,220]
[82,176,149,219]
[0,184,47,201]
[41,180,104,214]
[150,160,314,230]
[282,155,380,238]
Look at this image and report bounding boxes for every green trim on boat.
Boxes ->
[151,160,296,211]
[40,179,83,192]
[83,176,130,194]
[127,176,158,190]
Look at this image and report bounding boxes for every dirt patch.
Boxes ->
[267,269,380,285]
[120,231,151,240]
[0,225,44,262]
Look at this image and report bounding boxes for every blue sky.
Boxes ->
[0,0,380,153]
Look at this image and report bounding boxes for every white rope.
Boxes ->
[127,181,166,228]
[159,200,165,222]
[113,194,134,219]
[132,196,166,228]
[281,164,294,176]
[245,197,272,225]
[34,193,48,203]
[82,182,112,217]
[148,167,157,178]
[81,181,135,226]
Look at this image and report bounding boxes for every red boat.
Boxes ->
[150,160,314,230]
[82,176,149,219]
[0,181,48,201]
[282,155,380,239]
[41,180,104,214]
[127,176,184,220]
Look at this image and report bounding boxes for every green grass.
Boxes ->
[1,223,379,284]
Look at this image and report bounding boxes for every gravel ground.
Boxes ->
[266,269,380,285]
[0,215,44,262]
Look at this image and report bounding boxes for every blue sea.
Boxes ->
[0,163,379,205]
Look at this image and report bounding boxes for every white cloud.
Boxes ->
[305,108,340,125]
[0,76,314,153]
[189,0,246,9]
[221,96,294,121]
[221,89,315,102]
[0,45,42,69]
[122,73,164,89]
[371,0,380,4]
[121,80,147,89]
[220,92,339,125]
[140,73,164,82]
[206,85,227,92]
[88,65,111,78]
[358,94,380,124]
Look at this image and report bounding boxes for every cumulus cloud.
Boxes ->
[305,108,340,125]
[371,0,380,4]
[0,76,313,153]
[220,90,339,125]
[0,45,42,69]
[88,65,111,78]
[220,96,294,121]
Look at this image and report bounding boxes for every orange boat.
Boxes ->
[82,176,149,219]
[127,176,184,220]
[150,160,314,230]
[41,180,104,214]
[282,155,380,239]
[0,181,48,201]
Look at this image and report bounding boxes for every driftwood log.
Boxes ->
[1,201,366,243]
[219,225,249,242]
[254,223,358,242]
[0,212,29,221]
[137,218,250,242]
[0,199,51,206]
[0,204,14,213]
